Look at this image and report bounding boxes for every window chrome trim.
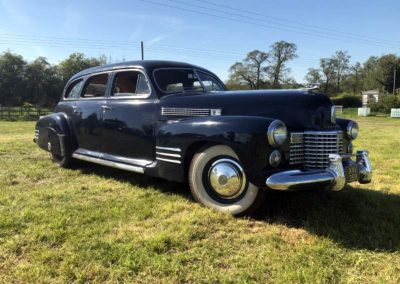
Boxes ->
[79,71,112,100]
[108,68,152,100]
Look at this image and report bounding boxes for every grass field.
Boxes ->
[0,117,399,283]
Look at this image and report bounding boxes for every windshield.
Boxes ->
[154,68,225,95]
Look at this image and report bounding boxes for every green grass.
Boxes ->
[0,118,399,283]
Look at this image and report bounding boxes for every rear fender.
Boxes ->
[35,113,75,156]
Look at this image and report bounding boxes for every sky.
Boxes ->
[1,0,399,82]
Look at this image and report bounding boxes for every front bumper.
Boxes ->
[266,150,372,191]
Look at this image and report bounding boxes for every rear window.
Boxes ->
[82,73,109,98]
[154,69,203,94]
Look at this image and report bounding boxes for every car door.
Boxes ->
[72,73,109,153]
[100,69,156,163]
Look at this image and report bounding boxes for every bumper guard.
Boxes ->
[266,150,372,191]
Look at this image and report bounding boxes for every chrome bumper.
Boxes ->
[266,150,372,191]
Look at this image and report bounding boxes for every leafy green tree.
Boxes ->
[57,53,106,84]
[25,57,63,107]
[0,51,27,106]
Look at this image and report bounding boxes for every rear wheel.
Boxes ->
[189,145,264,215]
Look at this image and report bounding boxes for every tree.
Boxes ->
[57,53,107,84]
[268,41,297,88]
[25,57,63,107]
[347,62,363,94]
[331,50,350,93]
[304,68,322,85]
[320,58,336,94]
[228,50,269,89]
[0,51,27,106]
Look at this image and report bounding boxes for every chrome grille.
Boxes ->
[289,131,343,170]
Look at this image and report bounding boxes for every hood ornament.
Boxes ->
[298,83,320,93]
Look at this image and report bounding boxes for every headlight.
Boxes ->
[331,106,336,123]
[267,120,288,147]
[346,121,359,140]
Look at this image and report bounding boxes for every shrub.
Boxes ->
[331,94,362,108]
[370,95,400,113]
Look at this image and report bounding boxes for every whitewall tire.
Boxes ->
[189,145,263,215]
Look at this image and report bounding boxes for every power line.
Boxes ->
[138,0,400,50]
[195,0,400,46]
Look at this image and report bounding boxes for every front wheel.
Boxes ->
[51,153,73,168]
[188,145,263,215]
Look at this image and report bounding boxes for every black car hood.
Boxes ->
[160,90,337,131]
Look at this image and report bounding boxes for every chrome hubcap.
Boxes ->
[208,159,247,199]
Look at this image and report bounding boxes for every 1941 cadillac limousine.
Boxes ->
[34,60,372,215]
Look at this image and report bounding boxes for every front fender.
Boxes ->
[35,113,75,156]
[155,116,275,184]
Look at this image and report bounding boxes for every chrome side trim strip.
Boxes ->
[156,151,181,158]
[155,146,181,152]
[72,153,144,174]
[156,157,181,164]
[161,107,222,117]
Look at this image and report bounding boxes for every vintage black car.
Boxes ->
[34,60,372,215]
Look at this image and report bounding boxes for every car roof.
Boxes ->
[69,60,212,82]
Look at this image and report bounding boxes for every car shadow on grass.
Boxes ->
[76,161,191,197]
[75,162,399,252]
[256,187,400,252]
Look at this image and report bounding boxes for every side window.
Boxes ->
[82,73,109,98]
[65,80,83,99]
[112,71,150,97]
[197,71,224,92]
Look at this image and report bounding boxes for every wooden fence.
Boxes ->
[0,106,52,121]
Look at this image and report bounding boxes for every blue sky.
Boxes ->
[1,0,399,82]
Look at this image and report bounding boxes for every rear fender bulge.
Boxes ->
[35,113,75,156]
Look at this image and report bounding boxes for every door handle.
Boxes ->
[72,105,80,113]
[101,105,113,111]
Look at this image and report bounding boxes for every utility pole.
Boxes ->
[393,67,397,95]
[141,41,144,60]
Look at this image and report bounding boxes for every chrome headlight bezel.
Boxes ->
[331,106,336,124]
[267,120,288,147]
[346,121,359,140]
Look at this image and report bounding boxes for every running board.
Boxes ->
[72,153,144,174]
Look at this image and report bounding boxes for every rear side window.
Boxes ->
[65,80,83,99]
[112,71,150,97]
[82,73,109,98]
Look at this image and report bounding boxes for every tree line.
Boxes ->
[0,41,399,108]
[0,52,106,107]
[227,40,400,96]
